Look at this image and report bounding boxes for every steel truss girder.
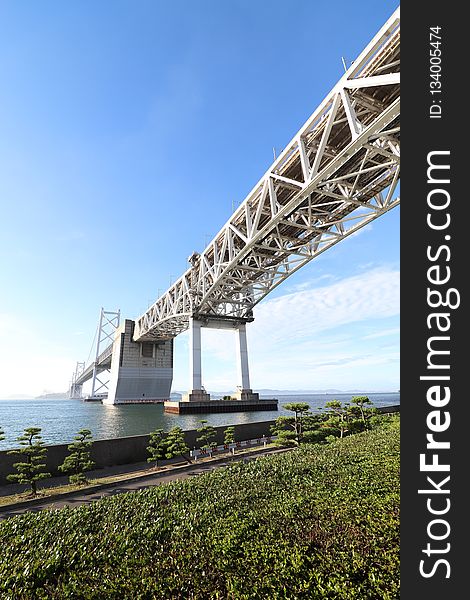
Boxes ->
[134,8,400,342]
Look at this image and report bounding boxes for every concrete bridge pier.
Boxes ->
[182,317,210,402]
[233,322,259,402]
[181,318,259,402]
[164,316,273,414]
[104,319,173,404]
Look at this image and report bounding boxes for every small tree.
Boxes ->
[223,426,236,445]
[324,400,350,438]
[59,429,95,485]
[285,403,312,444]
[196,420,217,453]
[7,427,51,496]
[349,396,376,429]
[165,427,191,463]
[271,403,315,446]
[271,417,297,447]
[147,428,167,469]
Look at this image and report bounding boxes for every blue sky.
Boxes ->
[0,0,400,397]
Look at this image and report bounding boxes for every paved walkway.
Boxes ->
[0,458,157,499]
[0,446,291,520]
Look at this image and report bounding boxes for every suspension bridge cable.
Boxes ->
[86,322,99,365]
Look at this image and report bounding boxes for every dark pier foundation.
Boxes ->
[164,398,278,414]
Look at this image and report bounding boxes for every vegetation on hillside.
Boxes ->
[0,417,400,599]
[271,396,380,446]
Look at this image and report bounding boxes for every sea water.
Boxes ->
[0,392,399,450]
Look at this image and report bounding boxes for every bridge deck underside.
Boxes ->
[134,11,400,343]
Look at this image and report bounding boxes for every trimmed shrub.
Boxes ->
[58,429,95,485]
[6,427,51,496]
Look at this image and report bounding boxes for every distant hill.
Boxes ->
[254,389,364,395]
[36,392,185,400]
[26,389,397,401]
[173,388,395,397]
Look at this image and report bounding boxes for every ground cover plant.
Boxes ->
[0,418,400,599]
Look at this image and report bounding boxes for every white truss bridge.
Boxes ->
[134,8,400,342]
[71,8,400,405]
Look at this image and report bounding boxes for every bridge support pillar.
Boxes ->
[164,317,275,413]
[183,317,210,402]
[233,323,259,401]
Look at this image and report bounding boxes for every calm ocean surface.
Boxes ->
[0,392,400,450]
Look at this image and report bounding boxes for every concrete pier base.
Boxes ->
[182,390,211,403]
[232,388,260,401]
[163,397,278,414]
[166,316,277,414]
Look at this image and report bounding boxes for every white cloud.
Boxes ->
[250,345,399,384]
[249,266,399,349]
[246,267,399,389]
[173,266,400,392]
[1,266,400,396]
[285,273,337,294]
[348,222,373,238]
[362,327,400,340]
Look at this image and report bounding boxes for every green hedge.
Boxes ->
[0,423,399,599]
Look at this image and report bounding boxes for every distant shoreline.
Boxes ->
[3,389,400,401]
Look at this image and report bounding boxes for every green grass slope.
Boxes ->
[0,421,399,599]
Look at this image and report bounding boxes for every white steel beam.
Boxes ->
[343,73,400,89]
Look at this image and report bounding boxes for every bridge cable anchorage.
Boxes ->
[133,7,400,343]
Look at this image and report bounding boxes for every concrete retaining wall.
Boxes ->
[0,420,276,486]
